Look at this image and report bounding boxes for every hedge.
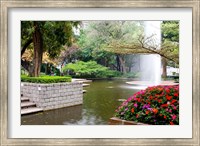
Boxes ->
[21,76,72,83]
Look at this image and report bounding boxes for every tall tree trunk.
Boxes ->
[30,22,43,77]
[116,55,121,71]
[162,57,167,78]
[118,55,127,74]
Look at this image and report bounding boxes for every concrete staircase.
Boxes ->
[21,95,43,115]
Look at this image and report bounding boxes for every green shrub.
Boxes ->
[121,72,140,78]
[62,61,120,78]
[101,70,121,78]
[21,76,71,83]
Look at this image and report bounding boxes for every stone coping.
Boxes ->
[126,81,179,86]
[109,117,148,125]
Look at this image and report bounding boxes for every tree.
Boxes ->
[83,21,179,64]
[32,21,43,77]
[161,21,179,78]
[78,21,143,73]
[77,28,117,69]
[21,21,79,77]
[62,61,119,78]
[105,32,179,78]
[105,33,179,64]
[78,21,179,77]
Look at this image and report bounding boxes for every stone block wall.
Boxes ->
[21,82,83,110]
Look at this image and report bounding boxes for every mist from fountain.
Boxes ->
[140,21,162,85]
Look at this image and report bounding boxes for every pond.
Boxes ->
[21,79,141,125]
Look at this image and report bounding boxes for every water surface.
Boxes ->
[21,79,140,125]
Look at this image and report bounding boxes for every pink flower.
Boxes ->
[134,103,138,108]
[122,101,128,106]
[133,97,137,101]
[171,115,177,120]
[127,96,134,102]
[115,84,179,125]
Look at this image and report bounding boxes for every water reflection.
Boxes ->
[21,79,140,125]
[63,109,105,125]
[22,105,83,125]
[119,84,147,90]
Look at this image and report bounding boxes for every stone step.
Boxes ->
[21,102,36,108]
[21,97,29,102]
[21,107,43,115]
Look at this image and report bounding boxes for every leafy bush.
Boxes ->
[21,75,71,83]
[121,72,140,78]
[62,61,120,78]
[115,85,179,125]
[102,70,121,78]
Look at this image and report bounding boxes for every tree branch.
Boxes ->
[105,35,179,64]
[21,39,32,56]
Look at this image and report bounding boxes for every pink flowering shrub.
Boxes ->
[115,85,179,125]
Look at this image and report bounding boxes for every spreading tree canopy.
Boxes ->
[21,21,79,77]
[79,21,179,66]
[78,21,143,73]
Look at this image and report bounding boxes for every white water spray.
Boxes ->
[140,21,162,85]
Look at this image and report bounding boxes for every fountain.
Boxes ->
[126,21,178,87]
[140,21,161,85]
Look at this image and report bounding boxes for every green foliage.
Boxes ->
[161,21,179,65]
[115,85,179,125]
[77,21,143,73]
[54,69,61,76]
[21,21,34,47]
[21,75,71,83]
[79,21,179,64]
[21,21,80,77]
[121,72,140,78]
[22,21,79,59]
[161,21,179,42]
[103,70,121,78]
[62,61,120,78]
[43,22,74,58]
[77,28,117,67]
[78,21,143,53]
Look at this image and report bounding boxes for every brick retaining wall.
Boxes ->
[21,82,83,110]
